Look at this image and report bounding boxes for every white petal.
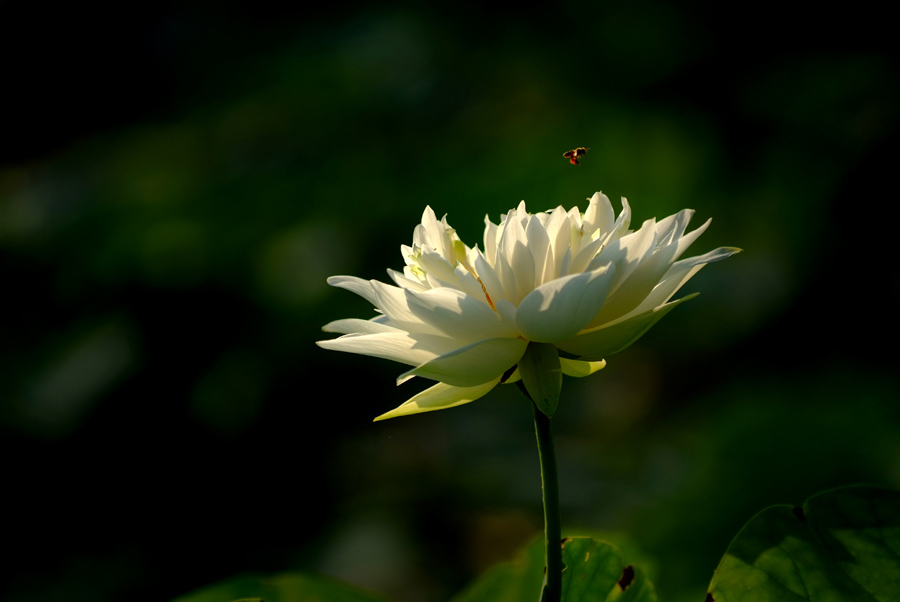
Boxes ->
[322,318,398,335]
[483,215,499,266]
[582,192,616,240]
[630,246,741,313]
[516,264,616,343]
[398,337,528,387]
[415,206,453,262]
[543,206,572,282]
[672,217,712,262]
[585,238,680,327]
[555,294,698,359]
[327,275,378,306]
[474,251,507,305]
[566,205,581,229]
[370,281,442,335]
[493,298,518,325]
[454,267,496,306]
[602,197,632,245]
[656,209,694,247]
[404,287,520,342]
[417,247,460,287]
[567,236,605,276]
[597,218,658,293]
[497,215,535,303]
[387,268,428,291]
[317,330,458,367]
[524,214,551,286]
[373,378,501,421]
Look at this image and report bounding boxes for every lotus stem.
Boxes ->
[531,396,562,602]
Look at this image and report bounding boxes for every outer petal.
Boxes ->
[373,378,501,421]
[516,264,616,343]
[370,281,442,335]
[672,217,712,262]
[628,246,742,315]
[559,357,607,377]
[322,318,398,335]
[555,293,699,359]
[595,218,658,293]
[316,331,458,367]
[585,237,680,327]
[655,208,694,247]
[602,197,632,245]
[327,275,378,306]
[398,337,528,387]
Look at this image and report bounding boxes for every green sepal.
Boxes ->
[518,342,562,417]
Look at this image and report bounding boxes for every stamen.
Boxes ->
[452,240,498,312]
[479,278,497,311]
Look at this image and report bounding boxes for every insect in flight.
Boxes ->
[563,147,590,165]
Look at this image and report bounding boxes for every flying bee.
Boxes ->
[563,147,589,165]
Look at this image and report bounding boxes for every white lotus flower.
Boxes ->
[318,192,739,420]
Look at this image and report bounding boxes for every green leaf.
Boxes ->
[171,572,389,602]
[707,485,900,602]
[518,342,562,417]
[452,536,657,602]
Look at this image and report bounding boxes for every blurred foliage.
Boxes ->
[175,487,900,602]
[172,572,389,602]
[452,536,657,602]
[2,1,899,602]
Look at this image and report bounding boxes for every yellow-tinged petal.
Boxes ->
[398,337,528,387]
[501,367,521,383]
[559,357,607,378]
[374,378,500,421]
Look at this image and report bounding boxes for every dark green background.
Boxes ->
[2,2,898,602]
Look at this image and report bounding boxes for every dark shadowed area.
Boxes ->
[2,2,899,602]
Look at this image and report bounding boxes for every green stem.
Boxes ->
[532,399,562,602]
